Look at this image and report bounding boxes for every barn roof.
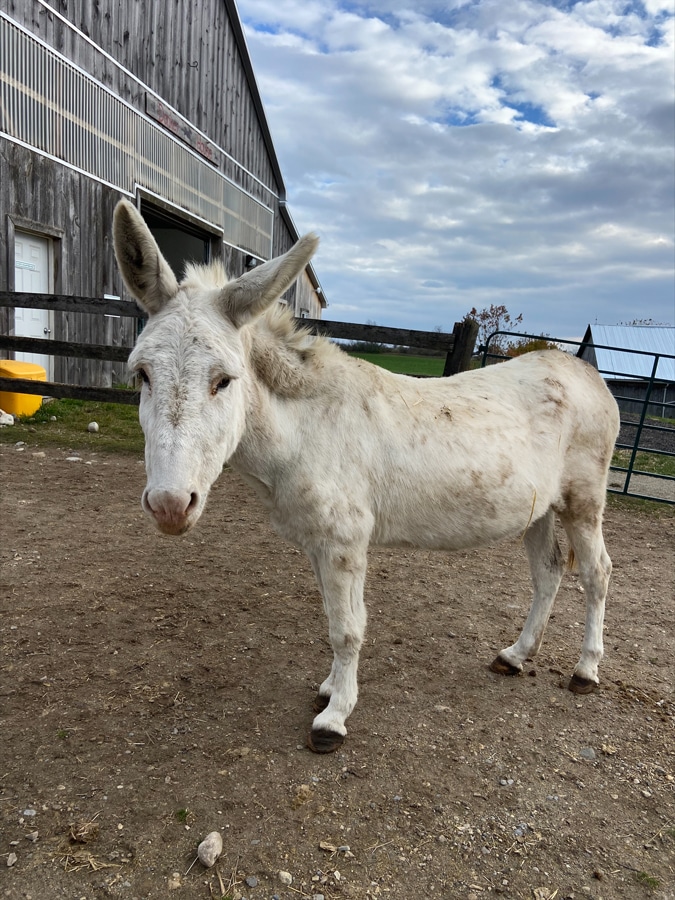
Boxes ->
[224,0,326,306]
[224,0,285,200]
[579,324,675,381]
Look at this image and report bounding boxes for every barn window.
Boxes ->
[140,204,214,279]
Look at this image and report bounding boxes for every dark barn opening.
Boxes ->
[140,204,211,279]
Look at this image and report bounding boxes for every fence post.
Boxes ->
[443,319,479,376]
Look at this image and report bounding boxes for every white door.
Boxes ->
[14,232,53,378]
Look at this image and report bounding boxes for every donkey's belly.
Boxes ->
[370,510,528,552]
[369,475,554,552]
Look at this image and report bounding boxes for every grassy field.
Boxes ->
[606,492,675,516]
[348,351,445,376]
[612,447,675,478]
[0,397,144,454]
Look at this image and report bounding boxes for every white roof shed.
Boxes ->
[579,325,675,381]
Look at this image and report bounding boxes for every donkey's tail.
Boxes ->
[567,548,577,572]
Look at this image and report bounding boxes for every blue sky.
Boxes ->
[237,0,675,339]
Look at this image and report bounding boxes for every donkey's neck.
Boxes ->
[229,327,345,495]
[227,380,299,508]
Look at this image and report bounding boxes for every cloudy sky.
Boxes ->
[237,0,674,340]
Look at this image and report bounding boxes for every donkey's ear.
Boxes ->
[218,233,319,327]
[113,200,179,315]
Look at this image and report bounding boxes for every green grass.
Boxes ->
[635,871,660,890]
[612,448,675,478]
[0,397,144,454]
[643,414,675,426]
[608,447,675,516]
[348,351,445,376]
[607,494,675,517]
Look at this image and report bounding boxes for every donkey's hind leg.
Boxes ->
[490,508,564,677]
[559,502,612,693]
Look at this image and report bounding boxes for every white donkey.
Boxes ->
[114,200,620,753]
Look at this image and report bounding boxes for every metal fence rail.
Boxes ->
[481,331,675,506]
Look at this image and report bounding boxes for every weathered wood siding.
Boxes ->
[0,0,325,385]
[290,273,325,320]
[0,141,137,385]
[4,0,281,206]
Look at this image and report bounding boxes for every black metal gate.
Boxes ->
[480,332,675,505]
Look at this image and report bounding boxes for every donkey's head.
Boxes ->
[113,200,318,535]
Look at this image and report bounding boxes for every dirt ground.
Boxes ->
[1,443,673,900]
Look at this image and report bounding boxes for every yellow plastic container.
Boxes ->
[0,360,47,416]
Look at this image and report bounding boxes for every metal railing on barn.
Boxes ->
[0,291,479,404]
[480,331,675,506]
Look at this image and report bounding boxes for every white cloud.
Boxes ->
[238,0,675,337]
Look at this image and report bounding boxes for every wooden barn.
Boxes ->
[0,0,325,387]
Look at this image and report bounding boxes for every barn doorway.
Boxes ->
[14,231,54,379]
[140,203,212,280]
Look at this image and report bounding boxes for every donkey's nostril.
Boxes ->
[143,488,197,533]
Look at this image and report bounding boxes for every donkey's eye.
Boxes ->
[212,376,231,395]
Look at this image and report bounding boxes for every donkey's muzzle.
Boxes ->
[143,487,200,535]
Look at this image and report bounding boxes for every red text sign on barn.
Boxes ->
[145,94,218,164]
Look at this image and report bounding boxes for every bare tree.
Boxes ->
[463,305,559,358]
[463,304,524,356]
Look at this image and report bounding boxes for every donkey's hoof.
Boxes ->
[569,674,597,694]
[307,728,344,754]
[312,692,330,714]
[489,654,522,677]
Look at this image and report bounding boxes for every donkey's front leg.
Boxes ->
[307,546,368,754]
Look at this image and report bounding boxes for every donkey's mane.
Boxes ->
[251,304,343,398]
[181,259,341,399]
[182,259,229,291]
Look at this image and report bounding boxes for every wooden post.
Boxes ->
[443,319,479,376]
